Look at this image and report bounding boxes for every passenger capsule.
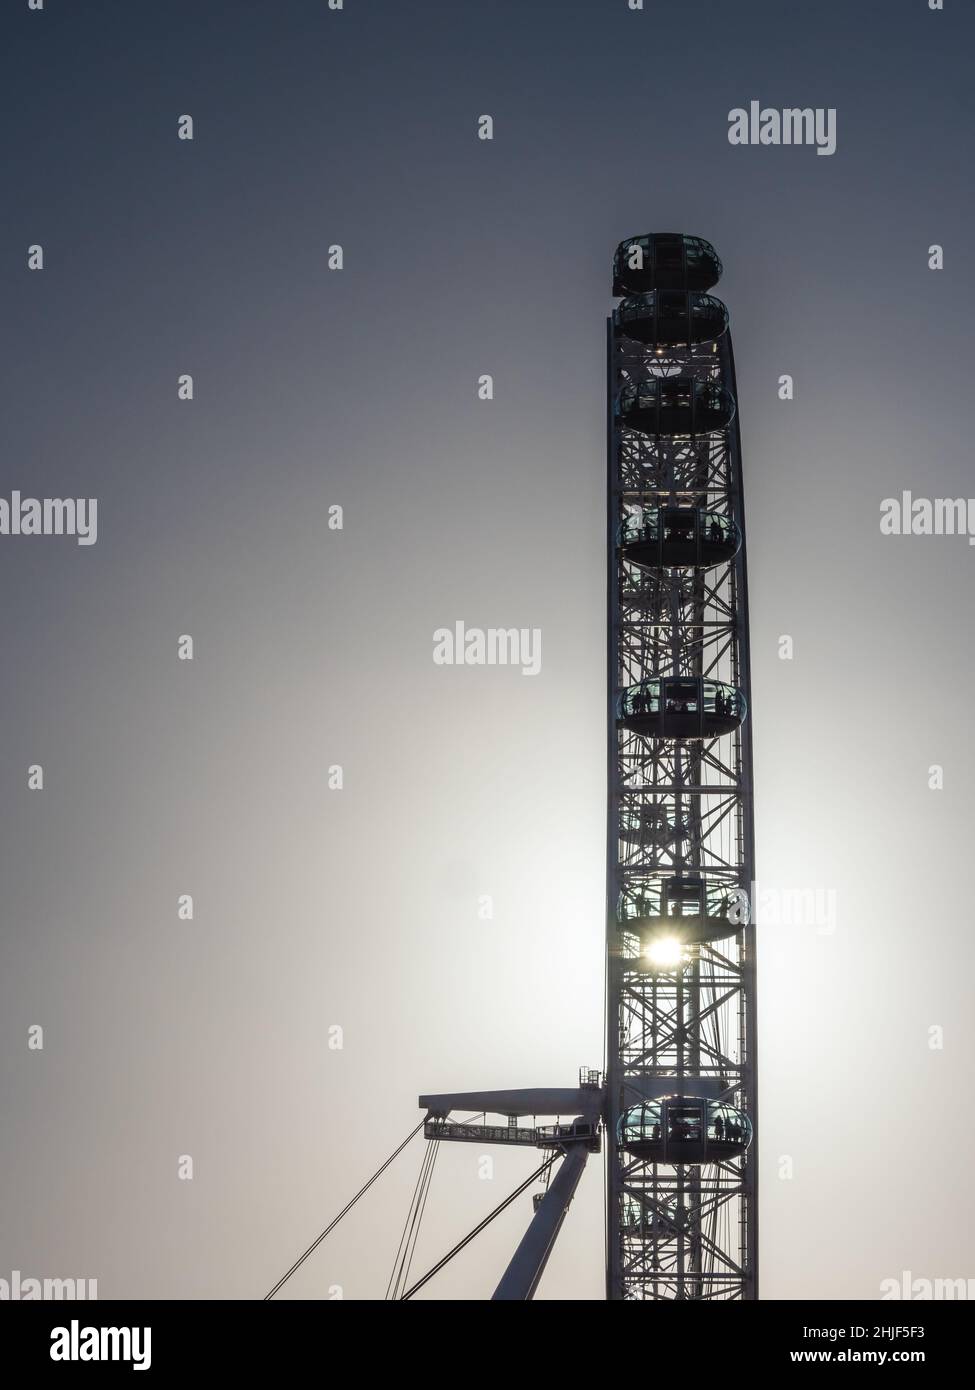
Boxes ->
[614,290,728,348]
[617,677,745,740]
[619,507,740,570]
[619,1096,753,1164]
[613,234,723,295]
[618,876,749,953]
[617,377,736,437]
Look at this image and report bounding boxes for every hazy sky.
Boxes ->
[2,0,973,1300]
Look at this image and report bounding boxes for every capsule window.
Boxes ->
[656,290,685,319]
[654,239,684,270]
[663,680,697,712]
[662,509,694,540]
[704,684,736,716]
[668,1106,704,1142]
[626,685,661,716]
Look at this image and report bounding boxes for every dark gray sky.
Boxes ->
[2,0,973,1299]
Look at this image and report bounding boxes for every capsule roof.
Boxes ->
[613,234,723,296]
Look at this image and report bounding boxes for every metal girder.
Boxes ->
[492,1147,590,1301]
[605,249,757,1302]
[418,1087,604,1122]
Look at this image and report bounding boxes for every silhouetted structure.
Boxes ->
[405,233,757,1301]
[606,232,757,1301]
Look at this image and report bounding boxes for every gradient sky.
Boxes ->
[2,0,973,1300]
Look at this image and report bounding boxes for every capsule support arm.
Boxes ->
[491,1145,589,1302]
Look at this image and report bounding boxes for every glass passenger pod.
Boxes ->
[619,506,741,570]
[619,1097,753,1165]
[618,876,747,950]
[617,677,745,740]
[614,290,728,348]
[617,377,736,438]
[612,233,723,295]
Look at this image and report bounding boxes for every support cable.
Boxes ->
[399,1154,557,1301]
[387,1139,440,1301]
[398,1140,440,1296]
[385,1141,434,1301]
[264,1118,426,1300]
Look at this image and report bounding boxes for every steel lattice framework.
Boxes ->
[402,234,757,1303]
[605,234,758,1301]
